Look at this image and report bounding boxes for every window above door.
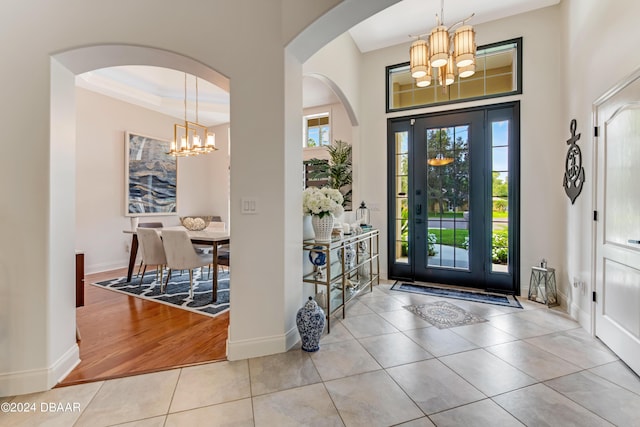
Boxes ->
[386,38,522,112]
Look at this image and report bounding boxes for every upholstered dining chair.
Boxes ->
[161,229,213,298]
[136,222,163,277]
[136,228,167,287]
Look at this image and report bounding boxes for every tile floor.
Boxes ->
[3,282,640,426]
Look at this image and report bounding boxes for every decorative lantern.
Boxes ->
[356,201,370,226]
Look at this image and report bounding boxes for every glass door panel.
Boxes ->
[491,120,510,273]
[426,126,470,270]
[394,131,410,265]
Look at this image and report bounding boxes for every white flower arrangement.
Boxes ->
[302,187,344,218]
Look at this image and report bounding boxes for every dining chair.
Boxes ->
[136,228,167,287]
[207,243,230,279]
[161,229,213,298]
[135,222,163,277]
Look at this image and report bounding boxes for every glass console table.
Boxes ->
[302,229,380,332]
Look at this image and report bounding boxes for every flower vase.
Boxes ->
[311,215,334,243]
[130,216,139,231]
[296,297,326,352]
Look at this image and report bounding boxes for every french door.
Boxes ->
[388,103,520,293]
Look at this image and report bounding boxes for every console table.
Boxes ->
[302,229,380,332]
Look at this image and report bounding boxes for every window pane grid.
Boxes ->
[388,40,520,111]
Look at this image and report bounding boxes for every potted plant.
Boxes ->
[304,140,352,209]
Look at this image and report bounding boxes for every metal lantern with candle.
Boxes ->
[356,201,370,227]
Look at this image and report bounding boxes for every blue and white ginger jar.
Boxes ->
[296,297,326,352]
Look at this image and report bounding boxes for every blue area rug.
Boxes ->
[391,282,522,309]
[92,270,229,317]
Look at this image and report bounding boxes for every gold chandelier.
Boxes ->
[167,74,217,157]
[410,0,476,89]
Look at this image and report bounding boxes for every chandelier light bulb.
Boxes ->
[445,56,455,86]
[410,39,429,78]
[429,25,450,68]
[206,133,216,149]
[458,60,476,78]
[454,25,476,67]
[409,4,476,90]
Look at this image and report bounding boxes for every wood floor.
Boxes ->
[59,268,228,387]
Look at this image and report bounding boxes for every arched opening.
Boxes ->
[52,45,230,383]
[6,2,405,396]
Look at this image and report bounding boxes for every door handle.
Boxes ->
[416,204,422,215]
[629,239,640,244]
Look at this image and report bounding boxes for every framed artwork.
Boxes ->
[125,132,177,216]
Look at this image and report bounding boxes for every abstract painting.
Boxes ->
[125,132,177,216]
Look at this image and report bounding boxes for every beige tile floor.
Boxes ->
[3,282,640,426]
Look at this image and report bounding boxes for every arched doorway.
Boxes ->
[52,45,230,383]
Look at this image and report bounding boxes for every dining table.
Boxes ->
[123,226,230,303]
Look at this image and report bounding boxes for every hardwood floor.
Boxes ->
[59,268,228,387]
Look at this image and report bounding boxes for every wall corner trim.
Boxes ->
[0,344,79,397]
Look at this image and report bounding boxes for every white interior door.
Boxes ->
[594,70,640,376]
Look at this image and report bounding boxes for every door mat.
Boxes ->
[92,270,229,318]
[391,282,522,309]
[404,301,487,329]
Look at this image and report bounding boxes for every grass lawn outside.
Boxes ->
[428,228,469,248]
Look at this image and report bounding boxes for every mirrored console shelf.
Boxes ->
[303,229,380,332]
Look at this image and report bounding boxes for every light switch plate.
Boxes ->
[241,197,258,214]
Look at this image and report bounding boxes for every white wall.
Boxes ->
[561,0,640,329]
[3,0,404,395]
[344,6,566,291]
[75,88,229,273]
[304,32,364,208]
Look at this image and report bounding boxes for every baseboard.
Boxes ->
[226,330,294,360]
[569,301,593,333]
[0,344,79,397]
[86,261,127,275]
[285,325,300,350]
[50,344,81,387]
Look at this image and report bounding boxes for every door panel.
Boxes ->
[413,111,485,287]
[425,125,470,271]
[388,103,519,293]
[595,75,640,375]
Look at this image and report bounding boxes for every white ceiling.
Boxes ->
[348,0,559,53]
[76,0,558,126]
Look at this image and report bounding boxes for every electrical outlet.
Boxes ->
[125,243,130,253]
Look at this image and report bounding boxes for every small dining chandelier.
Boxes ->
[167,74,218,157]
[409,0,476,89]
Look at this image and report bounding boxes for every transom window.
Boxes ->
[386,38,522,112]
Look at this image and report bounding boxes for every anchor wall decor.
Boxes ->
[563,119,585,204]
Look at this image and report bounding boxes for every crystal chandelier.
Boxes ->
[410,0,476,89]
[167,74,217,157]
